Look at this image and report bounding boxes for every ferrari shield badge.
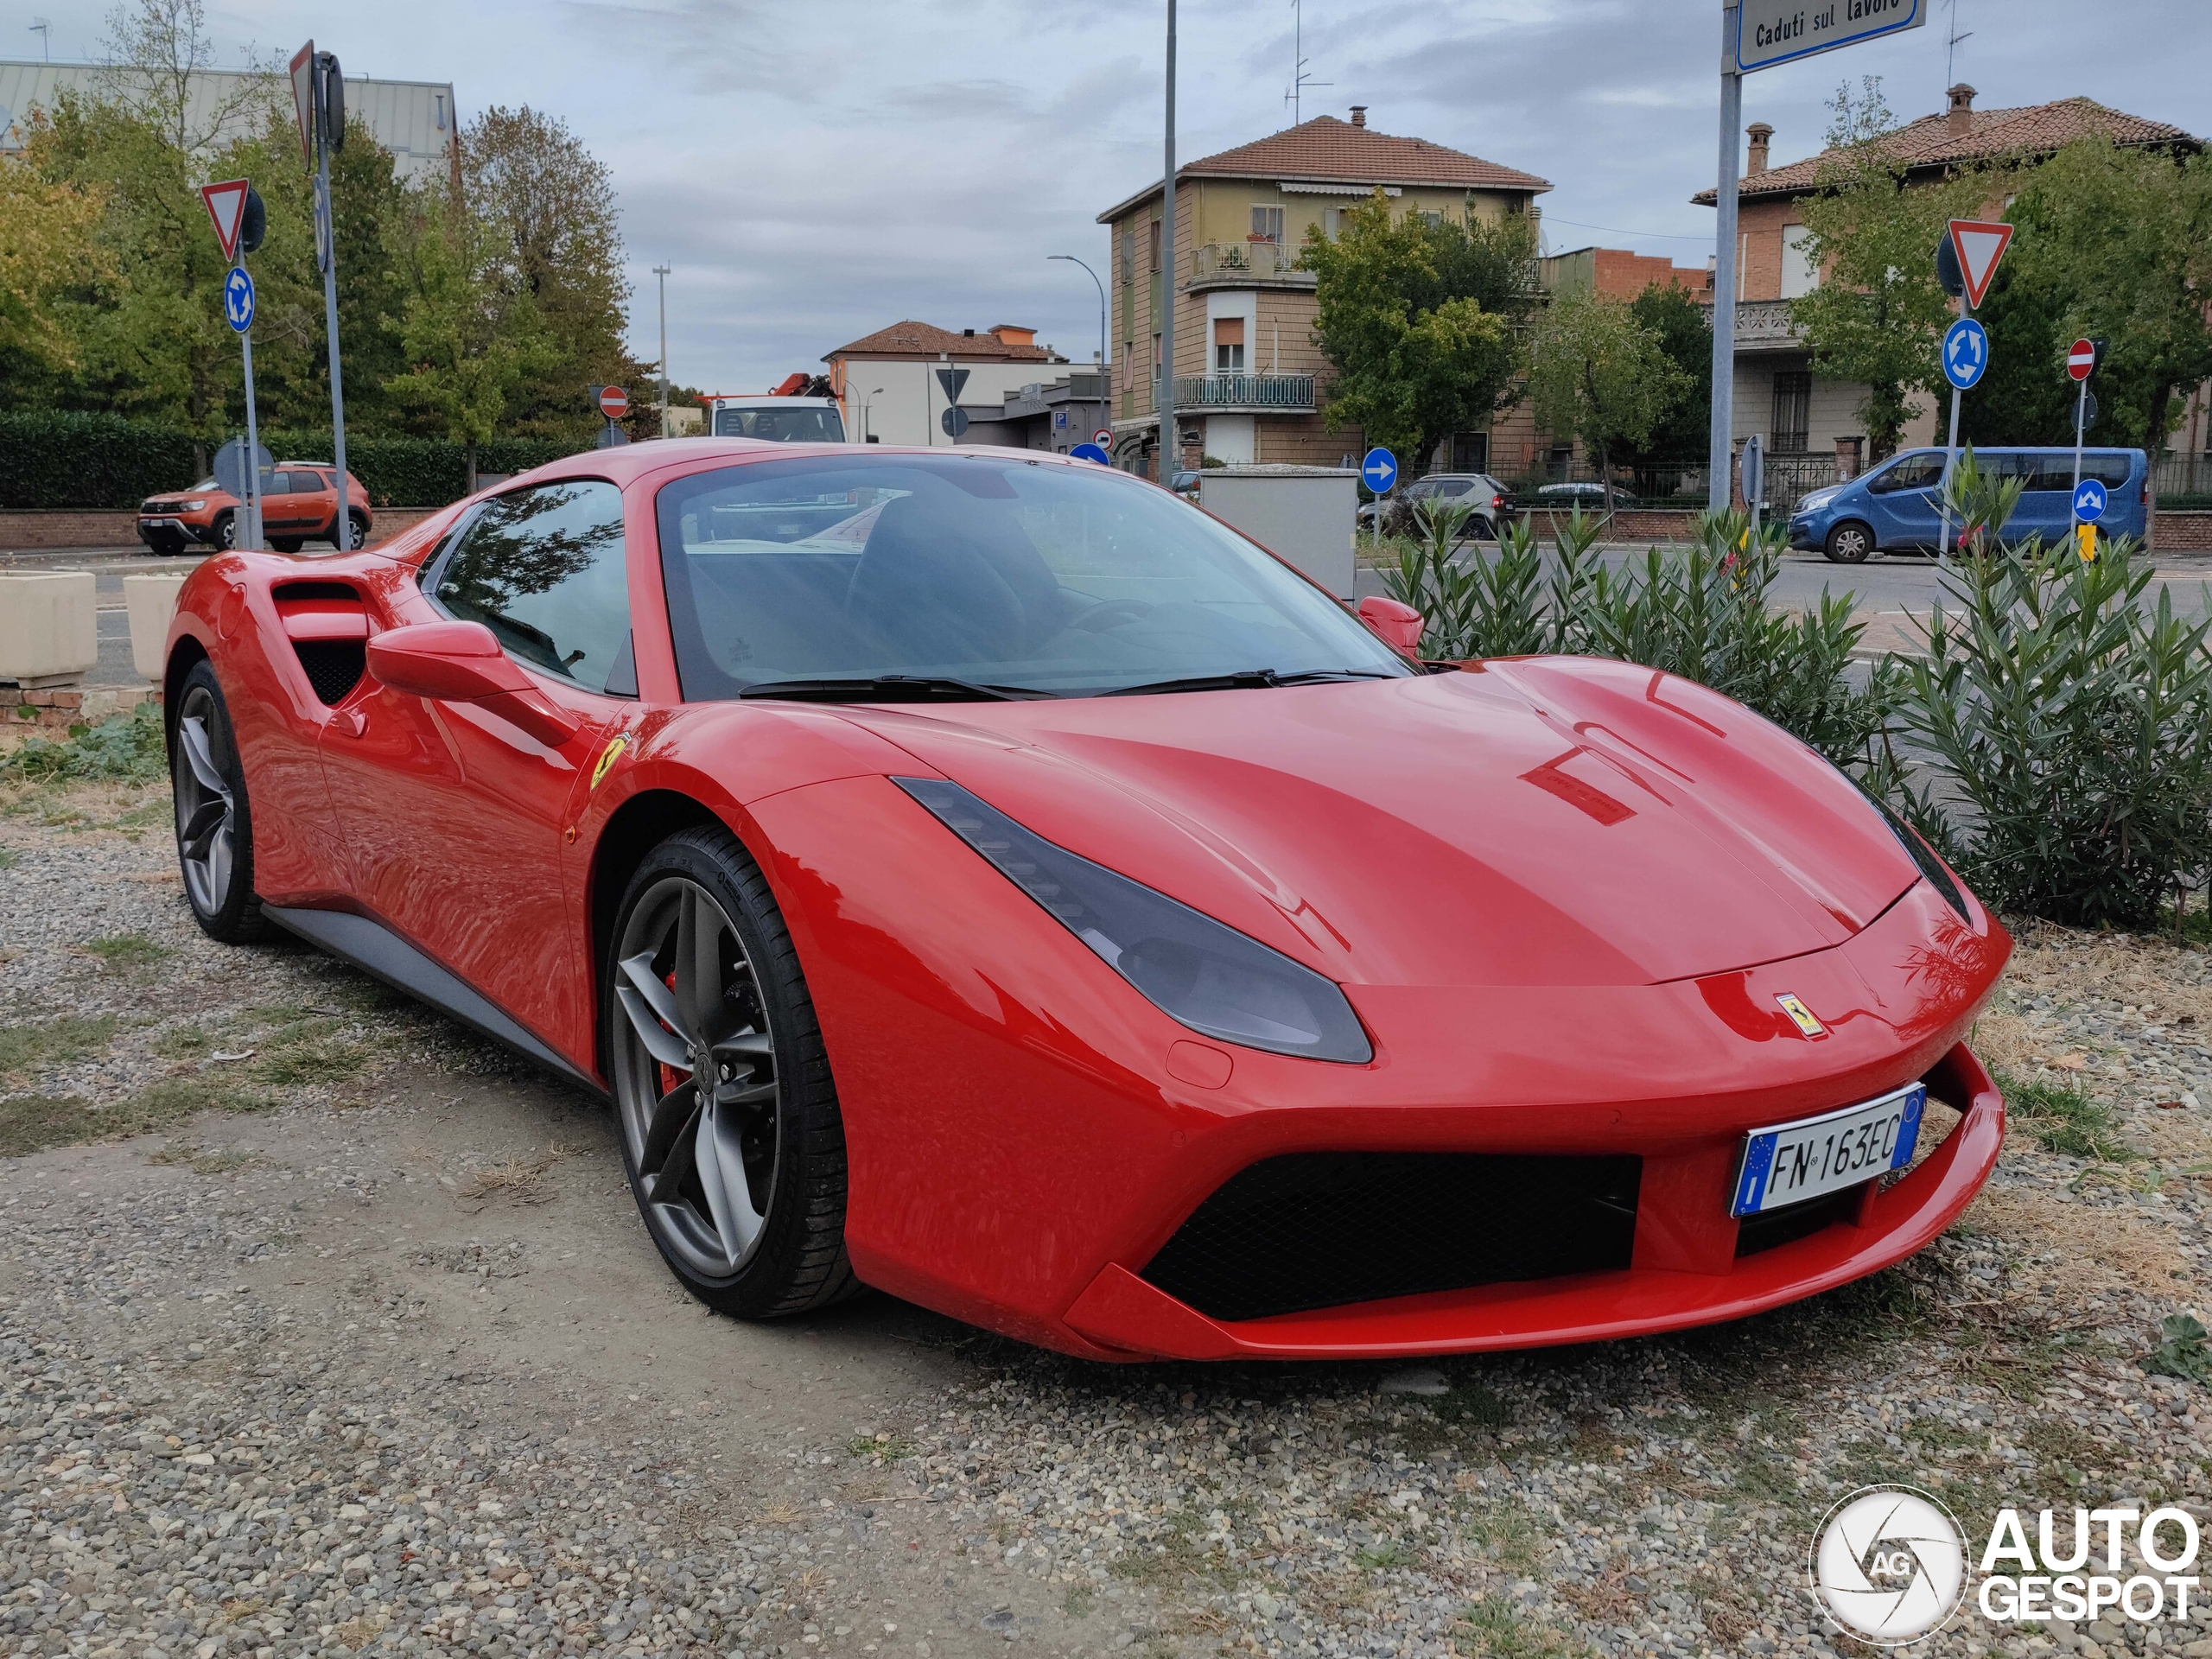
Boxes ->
[1776,994,1827,1039]
[590,733,630,791]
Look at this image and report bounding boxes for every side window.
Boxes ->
[430,479,633,695]
[1866,454,1942,494]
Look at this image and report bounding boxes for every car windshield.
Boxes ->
[712,406,847,443]
[655,453,1410,699]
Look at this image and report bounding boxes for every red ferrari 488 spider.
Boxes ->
[161,439,2008,1360]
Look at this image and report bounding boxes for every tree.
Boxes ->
[1963,137,2212,505]
[1300,194,1537,469]
[385,202,553,490]
[1527,289,1690,508]
[0,170,111,397]
[1788,82,1990,459]
[1618,281,1712,467]
[463,106,635,441]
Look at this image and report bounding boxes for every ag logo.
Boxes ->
[589,733,631,791]
[1809,1484,1967,1645]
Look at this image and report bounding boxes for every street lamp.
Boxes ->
[859,387,882,443]
[1047,254,1108,407]
[652,264,671,438]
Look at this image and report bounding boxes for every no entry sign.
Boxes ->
[2067,339,2097,382]
[597,385,630,420]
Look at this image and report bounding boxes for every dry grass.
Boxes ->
[1965,1184,2191,1294]
[452,1140,581,1209]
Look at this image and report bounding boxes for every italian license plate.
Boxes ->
[1730,1084,1927,1217]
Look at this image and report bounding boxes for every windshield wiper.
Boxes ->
[736,674,1057,703]
[1098,668,1400,697]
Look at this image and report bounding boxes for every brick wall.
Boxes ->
[1,506,444,552]
[2156,511,2212,552]
[6,684,159,737]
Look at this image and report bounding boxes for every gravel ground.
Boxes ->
[5,775,2212,1659]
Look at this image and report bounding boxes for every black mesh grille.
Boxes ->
[1734,1185,1859,1258]
[293,639,365,706]
[1139,1152,1642,1323]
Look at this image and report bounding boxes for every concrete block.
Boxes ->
[124,574,187,683]
[0,570,98,685]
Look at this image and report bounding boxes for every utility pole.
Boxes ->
[652,264,671,438]
[1159,0,1178,485]
[294,44,353,545]
[1708,4,1741,512]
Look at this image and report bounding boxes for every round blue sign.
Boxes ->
[1940,316,1987,391]
[1360,447,1398,493]
[222,265,255,334]
[1068,442,1110,466]
[2072,478,2107,524]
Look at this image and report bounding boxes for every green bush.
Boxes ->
[0,412,587,510]
[0,411,197,508]
[1384,503,1896,776]
[0,703,168,784]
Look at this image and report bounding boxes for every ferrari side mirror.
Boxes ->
[365,620,582,748]
[1356,595,1425,657]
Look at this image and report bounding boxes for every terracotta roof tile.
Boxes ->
[1098,115,1549,222]
[825,320,1059,362]
[1694,97,2200,203]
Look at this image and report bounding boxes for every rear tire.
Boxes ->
[604,825,858,1319]
[169,660,270,944]
[1824,520,1876,563]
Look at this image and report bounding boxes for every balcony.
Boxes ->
[1732,298,1805,353]
[1188,240,1313,289]
[1172,373,1316,413]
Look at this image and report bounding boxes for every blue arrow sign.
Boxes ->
[1361,447,1397,493]
[1068,442,1109,466]
[1941,316,1987,391]
[223,265,256,334]
[2073,478,2107,524]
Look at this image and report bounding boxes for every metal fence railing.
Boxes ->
[2154,451,2212,509]
[1173,373,1316,410]
[1497,454,1840,516]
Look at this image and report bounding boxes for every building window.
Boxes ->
[434,92,447,130]
[1323,207,1344,238]
[1148,219,1160,273]
[1781,225,1818,298]
[1249,206,1284,244]
[1771,372,1812,454]
[1212,317,1245,373]
[1152,334,1161,385]
[1122,343,1134,391]
[1418,210,1444,230]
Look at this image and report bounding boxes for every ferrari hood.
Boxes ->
[832,658,1922,988]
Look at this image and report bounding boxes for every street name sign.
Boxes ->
[1361,448,1397,493]
[1069,442,1110,465]
[1947,219,2013,309]
[597,385,630,420]
[1941,317,1988,391]
[223,267,256,334]
[2066,338,2097,382]
[2073,479,2107,524]
[1732,0,1925,73]
[200,180,251,262]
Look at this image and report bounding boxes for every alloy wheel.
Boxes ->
[610,876,781,1281]
[172,687,237,915]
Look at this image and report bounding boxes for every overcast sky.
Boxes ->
[8,0,2209,395]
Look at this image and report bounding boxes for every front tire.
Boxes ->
[1824,520,1875,563]
[210,512,237,552]
[169,660,270,943]
[605,826,857,1319]
[270,537,304,553]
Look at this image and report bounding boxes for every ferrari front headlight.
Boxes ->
[897,778,1372,1064]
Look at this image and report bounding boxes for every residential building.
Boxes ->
[1694,87,2202,476]
[1096,106,1550,477]
[956,374,1113,455]
[822,321,1067,448]
[0,60,461,188]
[1539,246,1709,304]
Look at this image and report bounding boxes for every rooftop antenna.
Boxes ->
[1944,0,1972,94]
[29,17,50,61]
[1283,0,1329,127]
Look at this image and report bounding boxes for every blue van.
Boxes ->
[1789,447,2148,562]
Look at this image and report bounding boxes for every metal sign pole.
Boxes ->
[319,139,351,549]
[1708,5,1742,514]
[238,276,263,553]
[1159,0,1177,485]
[2069,378,2088,518]
[1936,291,1965,556]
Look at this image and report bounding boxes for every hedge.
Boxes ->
[0,411,585,510]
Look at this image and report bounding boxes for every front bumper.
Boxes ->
[1789,515,1821,550]
[755,775,2011,1362]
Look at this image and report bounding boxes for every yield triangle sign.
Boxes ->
[200,179,251,262]
[1948,219,2013,309]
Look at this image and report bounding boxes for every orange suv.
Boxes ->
[137,463,372,556]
